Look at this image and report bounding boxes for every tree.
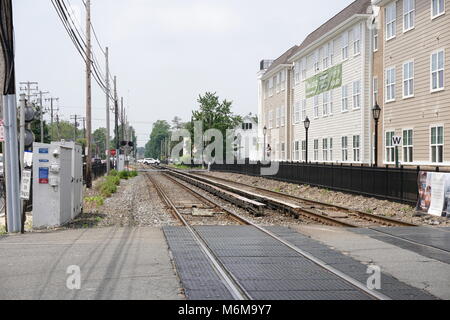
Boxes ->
[144,120,171,159]
[187,92,242,160]
[171,116,184,130]
[93,128,107,159]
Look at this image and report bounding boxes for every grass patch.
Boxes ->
[108,169,119,177]
[0,225,6,235]
[85,196,105,207]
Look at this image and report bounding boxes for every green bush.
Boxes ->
[129,171,138,178]
[100,180,117,198]
[85,196,105,207]
[106,175,120,186]
[108,169,119,177]
[119,171,129,180]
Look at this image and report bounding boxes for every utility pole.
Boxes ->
[1,0,21,233]
[19,81,38,103]
[70,115,80,141]
[45,97,59,142]
[85,0,93,188]
[38,90,49,143]
[105,47,111,173]
[114,76,119,169]
[121,97,124,144]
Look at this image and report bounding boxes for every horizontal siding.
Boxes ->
[382,0,450,164]
[291,21,372,164]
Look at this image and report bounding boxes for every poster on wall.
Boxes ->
[417,171,450,217]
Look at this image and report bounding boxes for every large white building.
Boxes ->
[259,0,376,164]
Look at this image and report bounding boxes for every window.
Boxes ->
[294,61,300,84]
[373,28,378,52]
[403,61,414,98]
[314,51,320,73]
[373,77,379,103]
[329,138,334,161]
[294,102,300,124]
[386,2,397,40]
[281,143,286,160]
[386,67,396,102]
[353,135,360,162]
[329,41,335,66]
[276,74,281,93]
[280,107,285,127]
[431,50,445,91]
[342,85,349,111]
[264,81,269,99]
[301,58,307,80]
[323,92,329,116]
[432,0,445,18]
[268,78,274,96]
[281,70,286,91]
[294,141,300,161]
[323,139,328,161]
[322,45,329,69]
[403,129,413,163]
[329,90,334,115]
[342,136,348,162]
[314,139,319,161]
[386,131,395,163]
[301,99,307,121]
[353,24,361,55]
[302,140,307,161]
[403,0,415,31]
[353,80,361,109]
[276,107,281,127]
[313,96,319,118]
[342,32,349,60]
[431,126,444,163]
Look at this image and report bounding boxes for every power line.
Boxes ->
[50,0,115,103]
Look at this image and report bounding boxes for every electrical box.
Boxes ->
[118,155,125,171]
[52,141,83,219]
[32,143,73,228]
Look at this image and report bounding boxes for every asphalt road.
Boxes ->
[0,227,183,300]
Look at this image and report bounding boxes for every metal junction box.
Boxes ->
[52,141,83,219]
[32,142,82,228]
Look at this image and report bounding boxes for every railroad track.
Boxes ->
[161,167,416,228]
[145,170,390,301]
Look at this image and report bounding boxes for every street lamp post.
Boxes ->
[263,126,267,162]
[372,102,381,167]
[304,117,310,163]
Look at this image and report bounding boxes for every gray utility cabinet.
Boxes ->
[32,143,73,228]
[52,141,83,219]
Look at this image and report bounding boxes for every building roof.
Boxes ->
[291,0,372,58]
[261,0,372,78]
[264,45,298,75]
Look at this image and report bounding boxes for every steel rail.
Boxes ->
[187,170,417,227]
[146,173,250,300]
[154,170,390,301]
[168,169,360,227]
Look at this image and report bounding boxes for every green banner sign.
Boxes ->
[305,64,342,98]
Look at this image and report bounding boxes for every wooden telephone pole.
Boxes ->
[85,0,93,188]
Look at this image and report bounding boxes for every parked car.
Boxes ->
[144,158,160,165]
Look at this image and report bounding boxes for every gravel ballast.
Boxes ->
[202,171,450,227]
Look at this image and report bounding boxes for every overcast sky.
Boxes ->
[13,0,354,147]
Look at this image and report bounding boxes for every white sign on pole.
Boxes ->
[392,136,402,146]
[0,119,4,142]
[20,169,32,200]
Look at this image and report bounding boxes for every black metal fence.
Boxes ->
[210,161,421,205]
[84,163,107,182]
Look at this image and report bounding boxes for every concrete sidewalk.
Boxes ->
[0,227,183,300]
[292,225,450,300]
